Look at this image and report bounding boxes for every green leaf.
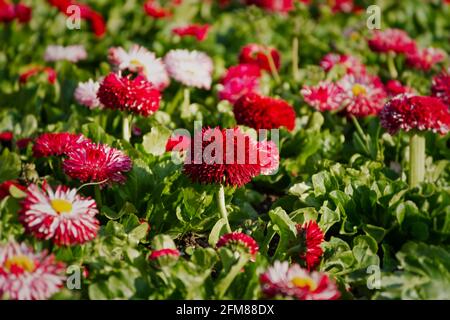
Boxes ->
[0,149,21,183]
[142,125,171,156]
[209,218,228,247]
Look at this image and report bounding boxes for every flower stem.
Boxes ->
[292,37,300,81]
[181,88,190,118]
[94,185,102,209]
[217,184,232,233]
[387,53,398,79]
[409,133,425,187]
[266,49,281,84]
[216,255,248,298]
[122,114,131,142]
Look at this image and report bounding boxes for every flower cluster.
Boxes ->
[0,0,31,24]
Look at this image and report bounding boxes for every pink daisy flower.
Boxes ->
[20,183,99,246]
[0,241,65,300]
[368,28,417,54]
[32,132,91,158]
[219,63,261,103]
[406,47,446,71]
[44,45,87,63]
[74,79,103,109]
[320,53,366,75]
[301,81,346,112]
[257,140,280,175]
[63,143,132,186]
[431,71,450,106]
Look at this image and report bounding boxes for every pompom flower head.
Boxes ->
[216,232,259,259]
[431,71,450,107]
[20,184,99,246]
[239,43,281,72]
[379,95,450,135]
[0,241,65,300]
[368,28,417,54]
[301,81,345,112]
[406,47,446,71]
[183,127,266,187]
[296,221,324,270]
[233,93,296,131]
[164,49,213,89]
[97,73,161,116]
[32,132,90,158]
[63,143,132,186]
[219,63,261,103]
[260,261,340,300]
[320,53,366,76]
[74,79,102,109]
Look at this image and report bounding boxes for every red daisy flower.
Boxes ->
[166,134,191,152]
[301,81,345,112]
[384,79,413,97]
[0,180,26,200]
[19,66,56,84]
[143,0,171,18]
[239,43,281,73]
[216,232,259,259]
[183,127,263,187]
[97,73,161,117]
[337,74,387,117]
[219,63,261,103]
[20,184,99,246]
[172,24,210,41]
[233,92,296,131]
[0,130,13,142]
[296,221,324,270]
[328,0,356,13]
[406,47,446,71]
[320,53,366,75]
[260,261,340,300]
[63,143,132,186]
[431,71,450,107]
[32,132,91,158]
[244,0,294,13]
[149,248,180,260]
[379,94,450,135]
[257,140,279,175]
[368,28,417,54]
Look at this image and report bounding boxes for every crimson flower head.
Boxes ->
[0,130,13,142]
[320,53,366,76]
[19,66,56,84]
[216,232,259,260]
[379,95,450,135]
[431,71,450,107]
[172,24,210,41]
[97,73,161,117]
[384,80,413,97]
[63,143,132,186]
[368,29,417,54]
[406,47,446,71]
[149,248,180,260]
[233,92,296,131]
[143,0,171,18]
[239,43,281,72]
[183,127,277,187]
[296,221,324,270]
[32,132,91,158]
[0,1,31,23]
[14,3,32,23]
[219,63,261,103]
[301,81,345,112]
[166,134,191,152]
[245,0,294,13]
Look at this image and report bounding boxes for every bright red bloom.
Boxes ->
[97,73,161,117]
[149,248,180,260]
[0,1,31,23]
[183,127,263,187]
[368,29,417,54]
[0,131,13,142]
[166,134,191,152]
[245,0,294,13]
[219,64,261,103]
[301,81,345,112]
[14,3,31,23]
[296,221,324,270]
[143,0,171,18]
[319,53,366,76]
[260,261,340,300]
[172,24,210,41]
[239,43,281,73]
[431,71,450,107]
[19,66,56,84]
[328,0,356,13]
[380,95,450,135]
[384,80,413,97]
[32,132,90,158]
[216,232,259,258]
[406,47,446,71]
[0,180,26,200]
[233,92,296,131]
[63,143,132,186]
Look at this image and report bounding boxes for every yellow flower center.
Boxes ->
[130,59,144,68]
[51,199,72,214]
[4,255,35,273]
[291,276,318,291]
[352,84,367,96]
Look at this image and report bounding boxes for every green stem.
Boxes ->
[217,184,232,233]
[266,49,281,84]
[351,115,371,154]
[409,133,425,187]
[216,255,249,298]
[94,185,102,209]
[387,53,398,79]
[122,114,131,142]
[292,37,300,81]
